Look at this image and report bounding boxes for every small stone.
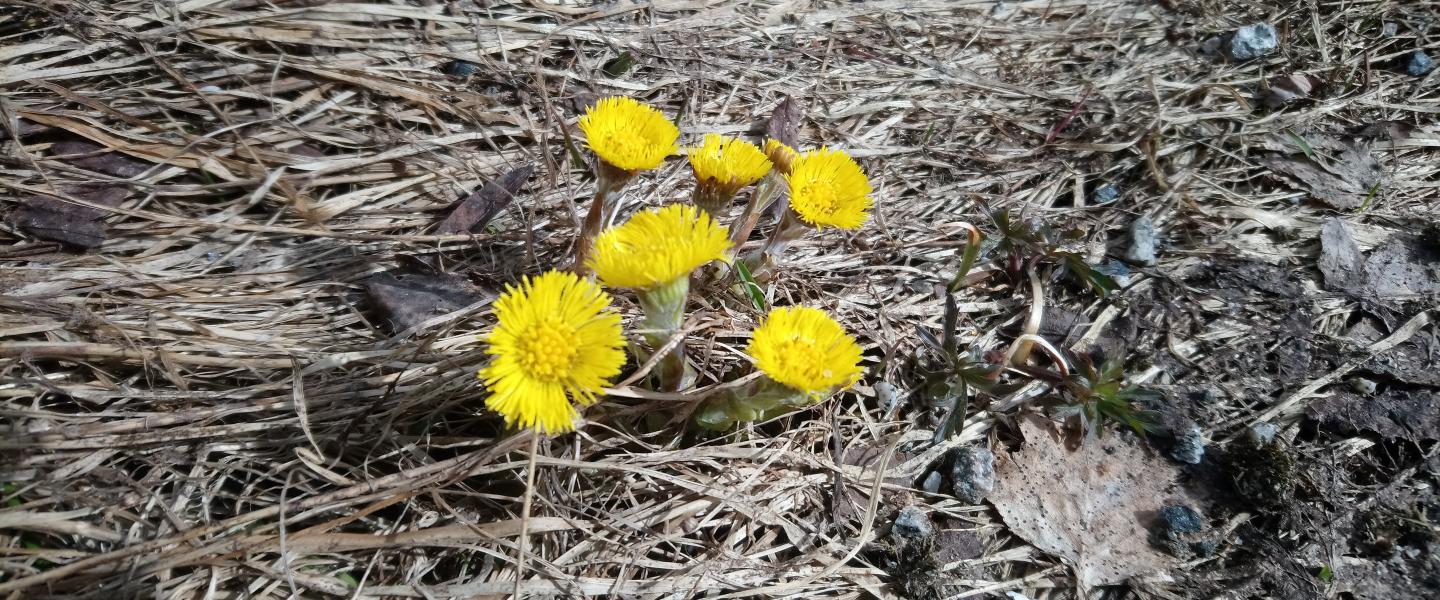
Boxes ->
[1226,23,1279,60]
[1170,423,1205,465]
[1405,51,1434,77]
[1381,22,1399,38]
[1159,504,1204,536]
[445,59,480,77]
[949,447,996,504]
[990,2,1014,18]
[1198,36,1224,57]
[1247,422,1278,446]
[1092,260,1131,287]
[922,471,942,494]
[1092,183,1121,205]
[892,505,934,540]
[1349,377,1378,395]
[197,85,222,93]
[875,381,900,414]
[1125,216,1158,266]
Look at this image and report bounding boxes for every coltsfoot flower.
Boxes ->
[784,147,873,230]
[588,204,732,291]
[689,134,773,198]
[764,139,798,175]
[578,97,680,172]
[748,306,864,396]
[479,270,625,434]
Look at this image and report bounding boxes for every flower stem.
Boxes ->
[728,172,784,258]
[572,162,634,275]
[637,277,693,391]
[742,208,808,281]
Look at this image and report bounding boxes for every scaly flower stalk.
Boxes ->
[688,134,772,221]
[695,306,864,430]
[589,204,731,391]
[479,270,626,434]
[727,140,797,257]
[572,97,680,274]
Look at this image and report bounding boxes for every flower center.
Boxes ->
[774,338,830,383]
[517,319,580,381]
[800,181,840,216]
[600,130,650,161]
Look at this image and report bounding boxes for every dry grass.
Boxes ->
[1,1,1436,598]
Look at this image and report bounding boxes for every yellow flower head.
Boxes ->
[589,204,732,290]
[479,270,626,434]
[784,147,873,230]
[764,139,798,175]
[688,134,773,190]
[747,306,864,396]
[578,97,680,171]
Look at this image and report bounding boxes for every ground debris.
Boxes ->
[364,267,484,334]
[1319,218,1440,301]
[1262,73,1325,108]
[11,184,129,248]
[434,165,533,234]
[991,415,1188,589]
[1307,390,1440,441]
[1259,134,1382,210]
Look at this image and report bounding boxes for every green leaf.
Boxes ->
[733,260,767,311]
[1317,564,1334,583]
[602,51,635,78]
[3,482,18,508]
[337,572,360,588]
[1286,130,1316,159]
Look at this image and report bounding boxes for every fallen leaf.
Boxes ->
[1262,73,1325,108]
[1317,218,1440,301]
[766,95,803,148]
[990,415,1189,590]
[11,184,129,248]
[434,165,532,234]
[1319,218,1366,290]
[1259,134,1382,210]
[364,268,483,334]
[50,140,152,178]
[1307,390,1440,441]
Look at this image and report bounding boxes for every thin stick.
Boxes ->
[513,431,541,598]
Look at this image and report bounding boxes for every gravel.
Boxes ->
[892,505,934,540]
[1227,23,1279,60]
[1125,216,1157,266]
[949,447,996,504]
[1170,423,1205,464]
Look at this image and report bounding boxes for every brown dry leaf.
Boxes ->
[991,416,1188,591]
[1307,390,1440,442]
[12,185,129,248]
[1318,218,1440,301]
[1258,134,1382,210]
[364,268,483,334]
[1262,73,1325,108]
[434,165,533,234]
[766,95,803,148]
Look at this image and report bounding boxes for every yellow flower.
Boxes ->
[764,139,798,175]
[688,134,773,190]
[479,270,625,434]
[784,148,873,230]
[747,306,864,396]
[578,97,680,171]
[588,204,732,290]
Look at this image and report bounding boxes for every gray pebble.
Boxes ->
[1093,183,1121,205]
[892,505,934,540]
[197,85,222,93]
[1382,22,1399,38]
[949,447,996,504]
[1406,51,1434,77]
[1092,260,1131,287]
[1125,216,1158,266]
[922,471,942,494]
[1159,504,1204,536]
[1349,377,1378,395]
[1170,424,1205,464]
[1199,36,1225,57]
[1227,23,1279,60]
[1247,422,1278,445]
[445,59,480,77]
[875,381,901,415]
